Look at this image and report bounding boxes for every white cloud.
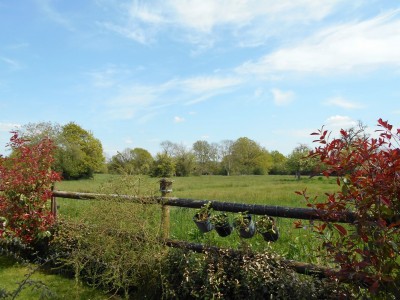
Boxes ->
[36,0,74,30]
[181,76,241,93]
[271,89,294,106]
[101,0,343,47]
[105,75,242,120]
[0,122,21,132]
[0,56,22,70]
[174,116,185,123]
[325,115,357,129]
[325,97,364,109]
[87,66,131,88]
[237,10,400,75]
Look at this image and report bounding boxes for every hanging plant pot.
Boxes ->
[233,213,255,239]
[193,202,214,233]
[211,213,233,237]
[215,223,233,237]
[256,216,279,242]
[193,214,214,233]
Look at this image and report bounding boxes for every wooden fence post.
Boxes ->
[159,178,173,240]
[51,184,57,219]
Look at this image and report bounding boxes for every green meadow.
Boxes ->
[55,174,340,264]
[1,174,341,299]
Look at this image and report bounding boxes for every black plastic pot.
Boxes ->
[214,223,233,237]
[193,214,214,233]
[235,215,255,238]
[260,228,279,242]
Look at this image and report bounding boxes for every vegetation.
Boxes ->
[0,132,60,243]
[3,118,400,298]
[296,118,400,296]
[15,121,317,178]
[19,122,105,179]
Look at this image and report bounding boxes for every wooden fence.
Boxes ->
[50,178,357,280]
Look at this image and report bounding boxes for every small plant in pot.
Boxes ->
[211,213,233,237]
[233,212,255,238]
[193,202,213,233]
[256,215,279,242]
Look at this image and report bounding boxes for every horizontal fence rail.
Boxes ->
[52,190,356,223]
[48,182,380,287]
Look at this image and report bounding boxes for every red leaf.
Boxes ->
[333,224,347,236]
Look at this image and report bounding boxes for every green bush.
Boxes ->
[50,176,164,298]
[161,248,347,299]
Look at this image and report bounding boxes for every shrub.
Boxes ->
[51,176,164,298]
[0,132,60,245]
[295,119,400,298]
[162,248,345,299]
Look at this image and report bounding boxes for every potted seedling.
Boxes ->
[211,213,233,237]
[233,212,255,238]
[256,215,279,242]
[193,202,214,233]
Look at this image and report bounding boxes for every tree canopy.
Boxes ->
[19,122,105,179]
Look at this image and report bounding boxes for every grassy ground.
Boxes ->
[55,174,340,265]
[0,256,116,300]
[1,174,340,299]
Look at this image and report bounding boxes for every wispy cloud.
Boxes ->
[181,76,242,93]
[325,115,357,129]
[237,10,400,75]
[105,75,241,120]
[99,0,343,47]
[325,97,364,109]
[87,66,132,88]
[0,56,22,70]
[0,122,21,133]
[35,0,74,30]
[271,89,294,106]
[174,116,185,123]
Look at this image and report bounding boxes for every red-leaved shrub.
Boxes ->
[0,132,60,244]
[296,119,400,295]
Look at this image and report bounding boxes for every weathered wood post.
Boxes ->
[160,178,173,240]
[51,183,57,219]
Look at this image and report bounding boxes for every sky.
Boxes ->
[1,0,400,159]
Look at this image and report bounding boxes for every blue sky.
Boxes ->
[1,1,400,158]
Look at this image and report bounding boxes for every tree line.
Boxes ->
[16,122,320,179]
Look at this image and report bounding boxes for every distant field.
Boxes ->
[55,174,340,265]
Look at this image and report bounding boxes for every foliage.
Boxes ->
[211,213,230,227]
[233,212,252,229]
[58,122,105,179]
[295,118,400,297]
[219,139,235,176]
[151,152,175,177]
[286,144,317,179]
[51,176,164,298]
[256,216,276,234]
[192,140,219,175]
[231,137,272,175]
[18,121,106,180]
[162,248,345,299]
[269,150,289,175]
[0,132,60,244]
[108,147,153,175]
[193,202,213,221]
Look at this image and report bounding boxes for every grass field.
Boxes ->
[0,256,114,300]
[1,174,341,298]
[55,174,340,265]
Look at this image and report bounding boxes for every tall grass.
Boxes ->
[55,174,340,265]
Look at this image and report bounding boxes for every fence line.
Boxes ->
[50,179,358,282]
[51,190,356,223]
